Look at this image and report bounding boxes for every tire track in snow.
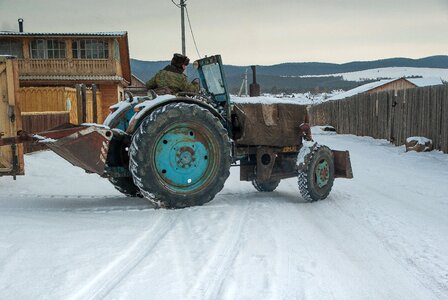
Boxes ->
[336,184,448,298]
[68,211,179,300]
[186,200,250,300]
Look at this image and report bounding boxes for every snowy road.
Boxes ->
[0,131,447,299]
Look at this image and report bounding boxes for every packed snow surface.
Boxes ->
[1,131,447,299]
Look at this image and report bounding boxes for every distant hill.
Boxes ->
[131,55,448,93]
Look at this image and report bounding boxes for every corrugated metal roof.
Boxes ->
[0,31,127,38]
[19,75,126,82]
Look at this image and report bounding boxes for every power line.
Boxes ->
[171,0,180,8]
[185,6,201,59]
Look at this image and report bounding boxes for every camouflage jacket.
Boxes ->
[146,65,199,94]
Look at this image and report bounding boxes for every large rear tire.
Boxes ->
[129,103,231,208]
[298,144,335,202]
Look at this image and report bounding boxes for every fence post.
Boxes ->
[92,84,98,123]
[81,84,87,123]
[75,84,83,125]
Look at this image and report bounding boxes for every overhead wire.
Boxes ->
[185,6,202,59]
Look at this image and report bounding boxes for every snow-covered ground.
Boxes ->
[300,67,448,82]
[1,130,447,299]
[231,92,342,105]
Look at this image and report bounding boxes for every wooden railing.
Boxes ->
[18,58,117,76]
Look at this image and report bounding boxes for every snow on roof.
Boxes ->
[231,95,313,105]
[406,77,443,87]
[0,31,127,37]
[131,74,146,85]
[327,77,445,101]
[327,79,397,100]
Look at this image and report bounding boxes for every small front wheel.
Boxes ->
[252,178,280,192]
[298,144,335,202]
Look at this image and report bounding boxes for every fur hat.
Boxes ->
[171,53,190,68]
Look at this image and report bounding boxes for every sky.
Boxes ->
[0,0,447,65]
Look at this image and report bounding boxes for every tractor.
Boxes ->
[1,55,352,208]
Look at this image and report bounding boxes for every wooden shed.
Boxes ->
[0,56,24,176]
[328,77,443,100]
[126,74,148,96]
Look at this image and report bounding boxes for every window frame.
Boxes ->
[0,39,23,58]
[72,39,109,59]
[29,39,66,59]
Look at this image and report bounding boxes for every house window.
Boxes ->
[0,40,23,58]
[113,39,120,62]
[30,39,66,59]
[72,40,109,59]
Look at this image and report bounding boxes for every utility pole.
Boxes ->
[180,0,186,55]
[238,68,249,97]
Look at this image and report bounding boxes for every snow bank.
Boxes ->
[406,136,432,144]
[231,95,312,105]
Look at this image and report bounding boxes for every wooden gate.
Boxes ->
[0,56,24,177]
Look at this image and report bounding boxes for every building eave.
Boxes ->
[19,75,130,86]
[0,31,127,38]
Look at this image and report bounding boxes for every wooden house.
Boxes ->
[0,31,131,122]
[126,74,148,96]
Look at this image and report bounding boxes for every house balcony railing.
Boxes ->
[18,58,118,77]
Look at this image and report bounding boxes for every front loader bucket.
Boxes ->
[40,125,114,175]
[332,150,354,179]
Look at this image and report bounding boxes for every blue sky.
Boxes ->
[1,0,447,65]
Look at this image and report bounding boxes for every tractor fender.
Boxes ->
[103,101,132,130]
[126,95,225,135]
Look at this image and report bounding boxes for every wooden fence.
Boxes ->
[309,85,448,153]
[20,86,103,124]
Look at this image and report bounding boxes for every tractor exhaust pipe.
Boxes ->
[249,65,260,97]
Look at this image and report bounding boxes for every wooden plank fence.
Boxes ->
[309,85,448,153]
[20,86,103,124]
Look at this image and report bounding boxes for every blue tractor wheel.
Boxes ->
[129,103,231,208]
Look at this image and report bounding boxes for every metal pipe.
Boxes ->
[251,65,257,84]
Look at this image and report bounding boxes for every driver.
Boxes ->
[146,53,199,95]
